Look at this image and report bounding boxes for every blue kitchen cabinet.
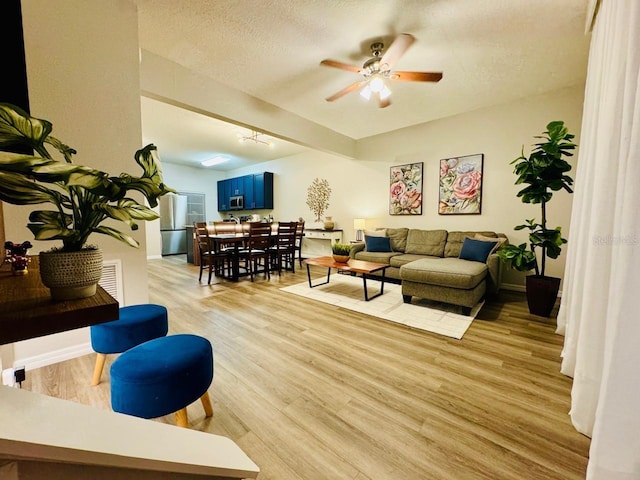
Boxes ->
[217,179,227,211]
[217,172,273,211]
[217,179,233,211]
[243,175,255,209]
[231,177,243,196]
[252,172,273,209]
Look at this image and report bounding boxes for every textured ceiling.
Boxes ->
[133,0,591,169]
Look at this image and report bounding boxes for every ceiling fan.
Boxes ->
[320,33,442,108]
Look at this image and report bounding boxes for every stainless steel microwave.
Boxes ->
[229,195,244,210]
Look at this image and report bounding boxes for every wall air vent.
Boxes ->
[99,259,123,302]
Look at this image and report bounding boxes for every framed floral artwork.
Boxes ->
[390,162,423,215]
[439,154,484,215]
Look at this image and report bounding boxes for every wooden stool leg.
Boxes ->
[201,391,213,417]
[175,408,189,428]
[91,353,107,386]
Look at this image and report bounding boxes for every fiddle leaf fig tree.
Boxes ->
[498,121,576,276]
[0,103,175,251]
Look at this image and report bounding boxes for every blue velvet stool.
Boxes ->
[90,304,168,386]
[109,334,214,428]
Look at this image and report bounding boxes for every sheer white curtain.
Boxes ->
[556,1,640,478]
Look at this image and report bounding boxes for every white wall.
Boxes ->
[4,0,146,368]
[228,85,585,288]
[161,163,226,223]
[230,152,387,238]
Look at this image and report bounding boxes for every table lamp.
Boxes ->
[353,218,366,242]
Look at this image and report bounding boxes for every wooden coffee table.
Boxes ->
[302,256,389,301]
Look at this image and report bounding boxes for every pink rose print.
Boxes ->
[452,170,482,200]
[390,181,406,201]
[401,189,422,209]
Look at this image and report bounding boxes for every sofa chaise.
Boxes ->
[349,228,507,314]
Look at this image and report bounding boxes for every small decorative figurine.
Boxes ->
[4,241,33,275]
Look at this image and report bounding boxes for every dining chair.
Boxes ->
[212,221,238,234]
[194,222,230,283]
[238,222,272,281]
[269,221,298,274]
[294,221,305,267]
[212,221,242,253]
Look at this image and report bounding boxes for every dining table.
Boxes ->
[204,223,296,281]
[206,232,249,281]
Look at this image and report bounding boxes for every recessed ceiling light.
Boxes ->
[201,156,228,167]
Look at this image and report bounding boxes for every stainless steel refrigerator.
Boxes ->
[159,194,188,255]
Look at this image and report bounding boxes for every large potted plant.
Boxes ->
[0,103,175,300]
[497,120,576,317]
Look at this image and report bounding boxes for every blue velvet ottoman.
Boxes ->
[110,334,214,428]
[90,304,168,385]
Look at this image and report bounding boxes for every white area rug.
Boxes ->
[281,274,482,339]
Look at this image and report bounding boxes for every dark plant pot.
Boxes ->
[526,275,561,317]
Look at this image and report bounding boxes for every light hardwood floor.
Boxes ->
[24,256,590,480]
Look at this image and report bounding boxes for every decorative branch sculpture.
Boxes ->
[306,178,331,222]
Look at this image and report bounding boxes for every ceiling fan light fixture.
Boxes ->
[360,76,391,102]
[379,84,392,101]
[360,84,372,100]
[320,33,442,107]
[369,76,385,93]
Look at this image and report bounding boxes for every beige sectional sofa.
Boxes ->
[350,228,507,315]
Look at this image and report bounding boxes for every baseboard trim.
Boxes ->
[501,283,563,297]
[147,254,162,260]
[14,342,93,371]
[501,283,526,293]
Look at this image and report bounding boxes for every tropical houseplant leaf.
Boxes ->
[0,102,175,252]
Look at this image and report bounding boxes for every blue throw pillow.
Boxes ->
[365,235,392,252]
[459,237,498,263]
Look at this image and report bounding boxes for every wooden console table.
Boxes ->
[0,258,119,345]
[301,229,343,258]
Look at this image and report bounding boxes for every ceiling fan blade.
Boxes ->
[320,59,361,73]
[325,80,367,102]
[380,33,415,70]
[374,91,391,109]
[391,71,443,82]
